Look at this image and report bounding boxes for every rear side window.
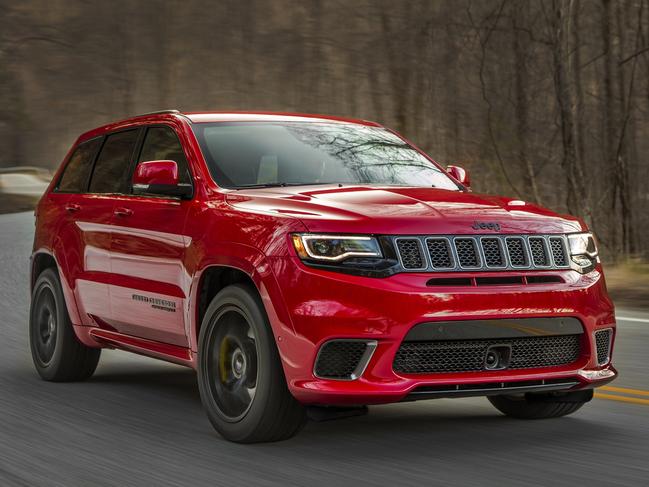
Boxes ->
[89,130,139,194]
[57,138,102,193]
[138,127,191,184]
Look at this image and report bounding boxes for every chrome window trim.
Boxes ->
[313,339,378,381]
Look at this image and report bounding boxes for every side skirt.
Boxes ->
[89,328,195,368]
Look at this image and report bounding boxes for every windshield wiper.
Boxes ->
[233,182,338,190]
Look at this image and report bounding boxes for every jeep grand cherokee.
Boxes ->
[30,110,616,442]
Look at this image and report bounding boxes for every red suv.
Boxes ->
[30,110,617,442]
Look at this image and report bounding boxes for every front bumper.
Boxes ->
[269,257,617,405]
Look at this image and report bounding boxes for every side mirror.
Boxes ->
[132,160,192,199]
[447,165,471,189]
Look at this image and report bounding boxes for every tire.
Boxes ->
[488,389,593,419]
[29,268,101,381]
[197,284,306,443]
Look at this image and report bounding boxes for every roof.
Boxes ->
[76,111,382,144]
[181,111,381,126]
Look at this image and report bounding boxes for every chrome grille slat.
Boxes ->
[454,237,481,268]
[480,237,506,268]
[395,238,426,270]
[392,234,571,272]
[505,237,529,267]
[549,237,569,267]
[425,238,454,269]
[529,237,550,267]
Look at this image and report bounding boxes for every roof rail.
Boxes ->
[136,109,181,117]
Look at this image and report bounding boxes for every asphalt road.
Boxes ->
[1,211,648,487]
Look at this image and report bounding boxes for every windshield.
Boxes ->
[192,122,461,190]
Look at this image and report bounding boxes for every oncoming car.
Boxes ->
[30,110,616,442]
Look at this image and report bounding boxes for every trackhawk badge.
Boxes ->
[472,221,501,231]
[132,293,176,313]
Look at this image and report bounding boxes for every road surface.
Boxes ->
[1,211,648,486]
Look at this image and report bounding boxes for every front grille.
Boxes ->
[549,237,568,266]
[506,237,528,266]
[595,329,612,365]
[392,234,570,272]
[481,238,504,267]
[314,340,370,379]
[393,335,581,374]
[396,238,424,269]
[455,238,480,267]
[426,238,453,269]
[529,237,549,266]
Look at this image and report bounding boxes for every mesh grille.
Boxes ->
[482,238,504,267]
[315,341,368,379]
[393,335,581,374]
[506,238,528,266]
[529,237,548,266]
[595,329,612,365]
[426,239,453,268]
[455,238,479,267]
[393,234,570,272]
[397,239,424,269]
[549,238,567,266]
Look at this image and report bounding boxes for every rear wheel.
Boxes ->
[488,389,593,419]
[197,284,306,443]
[29,268,100,381]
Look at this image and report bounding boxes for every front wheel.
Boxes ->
[488,389,593,419]
[197,284,306,443]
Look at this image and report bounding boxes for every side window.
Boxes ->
[89,130,139,194]
[138,127,191,184]
[56,138,102,193]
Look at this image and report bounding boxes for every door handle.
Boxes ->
[64,203,81,213]
[114,207,133,217]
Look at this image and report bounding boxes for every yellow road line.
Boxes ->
[600,385,649,397]
[594,392,649,406]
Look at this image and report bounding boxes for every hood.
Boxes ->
[225,184,585,235]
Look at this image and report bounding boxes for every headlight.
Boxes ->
[292,234,382,262]
[567,232,599,273]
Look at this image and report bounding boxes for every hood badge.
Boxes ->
[472,221,501,231]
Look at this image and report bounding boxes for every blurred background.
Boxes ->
[0,0,648,297]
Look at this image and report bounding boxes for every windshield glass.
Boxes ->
[192,122,461,190]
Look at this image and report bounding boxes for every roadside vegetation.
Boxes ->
[605,262,649,311]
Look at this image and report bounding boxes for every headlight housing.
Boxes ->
[292,234,382,262]
[567,232,599,273]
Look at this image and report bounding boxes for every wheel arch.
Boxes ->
[30,248,84,330]
[188,253,297,361]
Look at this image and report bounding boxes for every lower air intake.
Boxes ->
[595,329,612,365]
[394,335,581,374]
[314,340,375,380]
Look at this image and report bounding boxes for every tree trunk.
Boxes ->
[553,0,589,221]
